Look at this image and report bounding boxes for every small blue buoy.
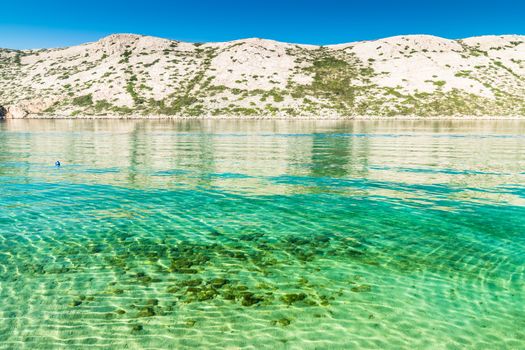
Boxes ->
[55,160,61,167]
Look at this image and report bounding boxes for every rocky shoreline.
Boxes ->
[1,113,523,120]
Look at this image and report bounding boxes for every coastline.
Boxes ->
[2,114,524,121]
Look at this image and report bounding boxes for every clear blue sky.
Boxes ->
[1,0,524,49]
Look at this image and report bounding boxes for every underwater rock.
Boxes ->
[115,309,127,315]
[241,292,264,306]
[351,284,372,293]
[131,324,143,332]
[196,289,218,301]
[109,288,124,295]
[184,284,221,302]
[166,286,179,293]
[256,282,275,290]
[209,278,229,288]
[272,318,292,327]
[319,295,333,306]
[88,244,104,254]
[169,246,211,269]
[104,313,116,320]
[69,299,82,307]
[134,272,160,284]
[181,278,203,287]
[146,299,159,306]
[170,258,194,270]
[235,285,248,291]
[221,283,251,302]
[222,290,237,301]
[137,306,156,317]
[227,251,248,259]
[186,287,201,294]
[280,293,307,305]
[297,278,309,286]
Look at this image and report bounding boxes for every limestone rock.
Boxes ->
[6,106,28,119]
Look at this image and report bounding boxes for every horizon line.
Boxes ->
[4,32,525,51]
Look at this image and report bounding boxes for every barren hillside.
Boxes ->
[1,33,524,118]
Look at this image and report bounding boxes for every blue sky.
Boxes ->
[1,0,524,49]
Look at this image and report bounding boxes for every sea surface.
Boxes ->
[0,119,524,349]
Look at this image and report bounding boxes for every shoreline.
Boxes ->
[2,115,525,121]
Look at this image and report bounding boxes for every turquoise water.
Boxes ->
[0,119,524,349]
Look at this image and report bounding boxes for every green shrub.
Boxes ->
[119,50,132,64]
[72,94,93,106]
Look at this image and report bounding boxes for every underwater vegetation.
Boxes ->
[0,216,395,337]
[6,207,516,335]
[66,229,371,313]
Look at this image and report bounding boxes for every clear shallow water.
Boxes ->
[0,119,524,349]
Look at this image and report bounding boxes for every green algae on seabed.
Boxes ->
[0,119,525,349]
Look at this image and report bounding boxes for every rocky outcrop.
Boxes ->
[1,99,58,119]
[5,105,29,119]
[0,105,6,118]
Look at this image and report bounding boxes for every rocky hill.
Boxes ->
[1,33,524,118]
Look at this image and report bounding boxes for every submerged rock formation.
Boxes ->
[1,33,524,118]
